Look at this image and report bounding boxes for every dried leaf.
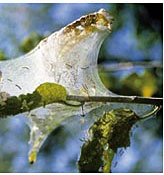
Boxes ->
[78,108,139,172]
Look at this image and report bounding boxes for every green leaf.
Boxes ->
[19,32,45,53]
[0,51,8,61]
[35,82,67,105]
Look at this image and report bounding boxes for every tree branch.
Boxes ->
[99,61,163,72]
[67,95,162,106]
[0,89,162,118]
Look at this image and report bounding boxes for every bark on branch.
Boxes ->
[0,90,162,118]
[67,95,163,105]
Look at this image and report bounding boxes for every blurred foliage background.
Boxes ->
[0,3,162,173]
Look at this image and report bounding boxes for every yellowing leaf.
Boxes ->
[141,71,157,97]
[28,150,37,164]
[142,86,154,97]
[122,71,157,97]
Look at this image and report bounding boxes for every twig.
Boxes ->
[66,95,163,106]
[99,61,163,72]
[139,105,160,121]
